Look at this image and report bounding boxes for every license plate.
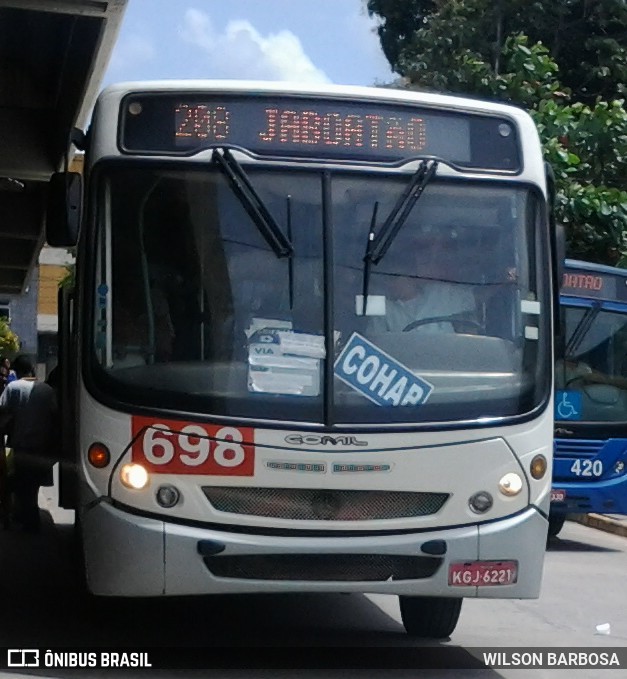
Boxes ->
[551,489,566,502]
[449,560,518,587]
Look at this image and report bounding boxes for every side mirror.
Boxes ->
[555,223,566,283]
[545,162,565,336]
[46,172,82,247]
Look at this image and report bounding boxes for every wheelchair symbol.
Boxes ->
[556,391,581,420]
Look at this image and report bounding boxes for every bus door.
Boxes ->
[57,284,78,508]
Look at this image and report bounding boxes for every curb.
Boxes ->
[569,514,627,538]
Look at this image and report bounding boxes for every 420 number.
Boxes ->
[570,459,603,477]
[131,416,255,476]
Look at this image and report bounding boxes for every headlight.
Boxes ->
[120,463,149,490]
[499,472,523,496]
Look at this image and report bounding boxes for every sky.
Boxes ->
[103,0,395,88]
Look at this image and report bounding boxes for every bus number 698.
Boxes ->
[131,417,255,476]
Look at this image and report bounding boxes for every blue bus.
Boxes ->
[551,259,627,536]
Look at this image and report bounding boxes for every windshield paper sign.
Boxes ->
[334,332,433,407]
[247,321,322,397]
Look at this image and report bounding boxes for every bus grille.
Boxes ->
[554,439,604,459]
[202,487,449,521]
[202,553,441,581]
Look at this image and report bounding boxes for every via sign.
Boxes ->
[334,333,433,407]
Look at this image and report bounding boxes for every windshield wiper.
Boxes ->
[360,201,379,316]
[565,302,601,359]
[366,158,438,265]
[360,159,437,315]
[286,195,294,309]
[212,148,293,258]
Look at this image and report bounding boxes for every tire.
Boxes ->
[548,513,566,538]
[399,596,462,638]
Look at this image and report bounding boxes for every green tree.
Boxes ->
[534,96,627,263]
[0,317,19,355]
[59,264,75,289]
[367,0,627,106]
[366,1,627,265]
[59,248,76,289]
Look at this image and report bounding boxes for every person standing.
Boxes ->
[0,356,11,395]
[369,231,477,334]
[0,355,57,532]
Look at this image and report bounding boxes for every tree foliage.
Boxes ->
[367,0,627,105]
[366,0,627,265]
[59,264,75,289]
[535,96,627,263]
[58,248,76,289]
[0,317,19,355]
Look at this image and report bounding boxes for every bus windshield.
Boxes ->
[89,162,550,425]
[556,304,627,423]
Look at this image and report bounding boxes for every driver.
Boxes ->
[369,230,477,333]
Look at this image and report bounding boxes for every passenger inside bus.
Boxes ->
[368,228,478,334]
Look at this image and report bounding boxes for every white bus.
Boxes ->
[48,81,559,638]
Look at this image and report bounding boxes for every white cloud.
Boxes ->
[108,33,157,73]
[181,8,331,83]
[343,7,393,76]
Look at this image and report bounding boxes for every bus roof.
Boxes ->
[90,79,546,187]
[99,79,533,120]
[562,259,627,303]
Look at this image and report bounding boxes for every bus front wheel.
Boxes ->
[399,596,462,638]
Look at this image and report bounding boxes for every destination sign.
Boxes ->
[561,270,618,301]
[121,93,520,169]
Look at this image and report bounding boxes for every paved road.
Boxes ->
[1,481,626,678]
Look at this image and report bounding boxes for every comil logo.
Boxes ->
[285,434,368,446]
[7,649,39,667]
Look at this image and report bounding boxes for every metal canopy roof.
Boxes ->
[0,0,127,294]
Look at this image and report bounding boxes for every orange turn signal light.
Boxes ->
[88,442,111,468]
[530,454,547,480]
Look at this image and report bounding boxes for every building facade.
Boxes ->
[37,245,74,375]
[6,155,83,375]
[0,266,38,358]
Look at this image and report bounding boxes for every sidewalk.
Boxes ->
[39,463,75,526]
[569,513,627,538]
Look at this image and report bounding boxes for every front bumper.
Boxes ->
[81,500,547,599]
[550,476,627,515]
